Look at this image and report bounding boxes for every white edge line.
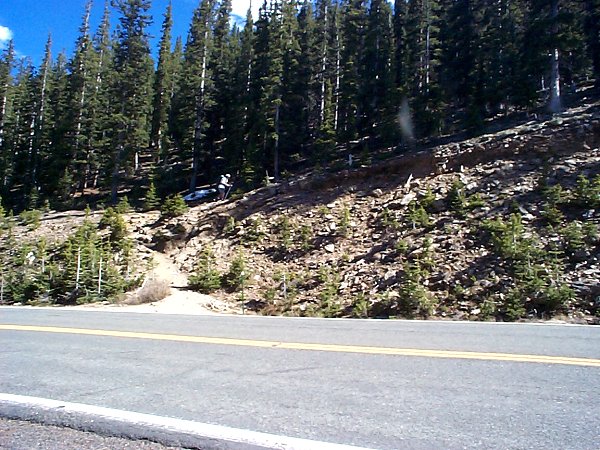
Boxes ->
[0,393,373,450]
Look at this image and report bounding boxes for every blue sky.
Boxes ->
[0,0,256,66]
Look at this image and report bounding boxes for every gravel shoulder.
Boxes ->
[0,418,188,450]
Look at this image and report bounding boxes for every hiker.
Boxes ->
[217,173,231,200]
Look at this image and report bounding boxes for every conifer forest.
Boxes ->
[0,0,599,212]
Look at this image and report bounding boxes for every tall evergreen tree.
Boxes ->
[231,7,256,185]
[39,52,69,201]
[294,0,319,160]
[521,0,586,111]
[364,0,397,145]
[0,41,15,197]
[404,0,444,136]
[338,0,367,142]
[313,0,340,159]
[245,1,271,183]
[0,41,14,156]
[206,0,235,179]
[25,35,53,204]
[3,59,35,206]
[277,0,302,175]
[150,2,174,162]
[84,1,114,195]
[109,0,153,203]
[62,1,97,197]
[178,0,216,192]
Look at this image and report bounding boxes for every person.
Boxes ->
[217,174,231,200]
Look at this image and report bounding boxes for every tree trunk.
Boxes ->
[274,103,280,180]
[190,29,210,193]
[320,5,329,125]
[549,0,562,112]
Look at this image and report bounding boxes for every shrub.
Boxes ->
[467,193,486,209]
[483,213,540,261]
[479,298,497,320]
[115,196,131,214]
[351,293,370,318]
[275,216,293,250]
[298,224,314,251]
[188,246,222,293]
[161,194,188,218]
[398,262,436,318]
[573,174,600,208]
[317,265,342,317]
[394,239,409,255]
[143,182,161,211]
[127,278,171,305]
[223,250,249,291]
[541,184,567,225]
[100,207,128,247]
[419,187,436,211]
[407,201,430,229]
[19,209,42,230]
[379,208,400,230]
[560,221,586,254]
[242,217,265,243]
[223,216,236,234]
[447,179,468,216]
[338,206,351,236]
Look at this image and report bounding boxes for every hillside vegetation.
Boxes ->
[1,102,599,323]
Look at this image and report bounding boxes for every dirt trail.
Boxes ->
[75,247,238,315]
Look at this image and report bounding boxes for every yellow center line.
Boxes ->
[2,324,600,367]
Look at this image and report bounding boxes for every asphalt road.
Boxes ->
[1,308,599,449]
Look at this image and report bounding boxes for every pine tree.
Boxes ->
[178,0,216,192]
[245,1,271,183]
[364,0,397,146]
[110,0,153,203]
[277,0,302,175]
[0,41,14,158]
[150,2,174,162]
[295,0,319,159]
[206,0,235,180]
[21,35,53,205]
[39,52,70,202]
[88,2,114,193]
[231,7,256,185]
[338,0,367,142]
[59,1,96,200]
[312,0,341,160]
[6,59,38,209]
[404,0,444,136]
[520,0,586,111]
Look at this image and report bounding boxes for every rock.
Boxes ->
[371,188,384,197]
[324,244,335,253]
[400,192,417,205]
[573,249,590,263]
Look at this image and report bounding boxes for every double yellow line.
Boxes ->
[2,324,599,367]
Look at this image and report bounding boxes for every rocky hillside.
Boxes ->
[2,99,600,323]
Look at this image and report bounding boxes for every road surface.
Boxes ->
[1,308,599,449]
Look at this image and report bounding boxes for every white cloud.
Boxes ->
[0,25,13,49]
[231,0,259,22]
